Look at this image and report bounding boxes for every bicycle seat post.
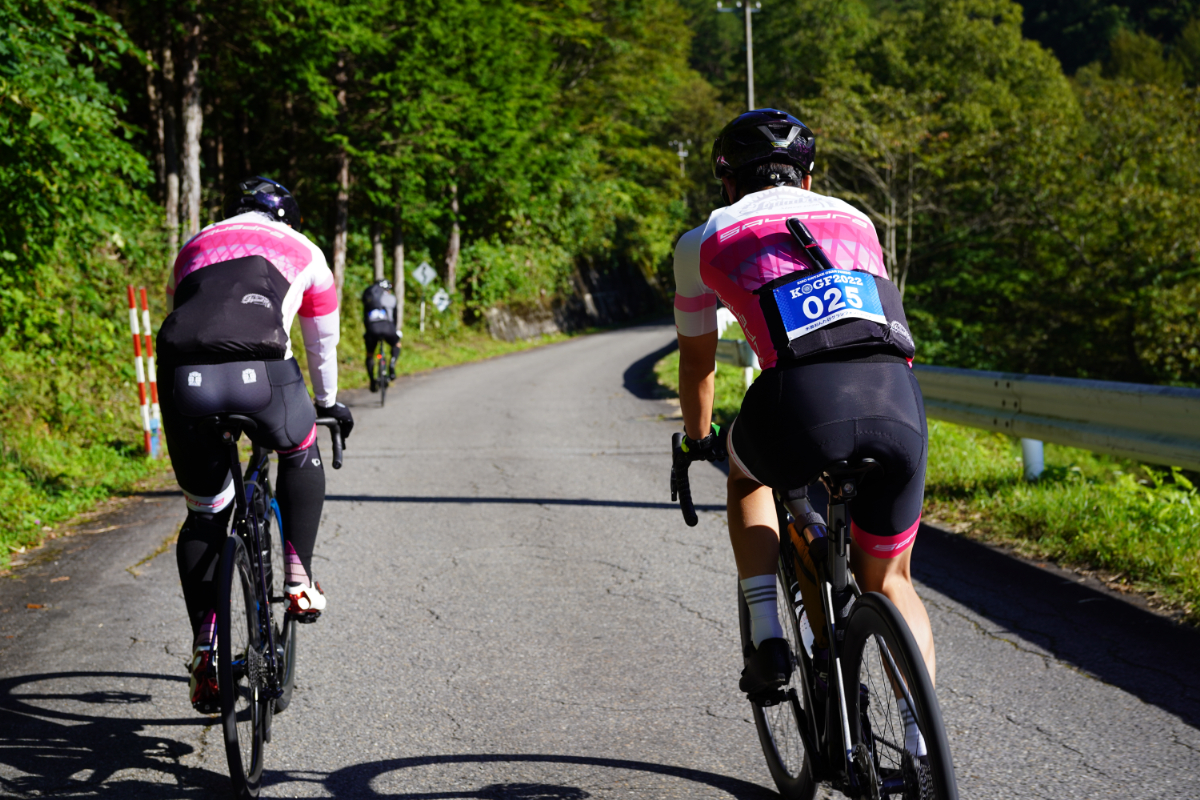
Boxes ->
[202,414,254,520]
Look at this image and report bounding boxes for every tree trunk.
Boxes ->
[331,55,350,302]
[238,105,251,176]
[145,57,165,202]
[393,208,405,329]
[372,220,385,281]
[444,178,460,292]
[284,92,297,188]
[899,155,914,298]
[209,90,224,220]
[162,38,180,259]
[332,153,349,300]
[179,7,203,239]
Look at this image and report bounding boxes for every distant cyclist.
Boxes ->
[672,110,935,727]
[157,176,354,714]
[361,278,402,392]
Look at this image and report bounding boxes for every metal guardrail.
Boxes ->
[913,365,1200,472]
[715,308,760,388]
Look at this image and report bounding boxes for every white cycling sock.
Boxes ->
[741,574,784,647]
[898,696,927,756]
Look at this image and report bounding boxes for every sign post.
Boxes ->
[138,288,162,458]
[126,285,152,455]
[412,261,437,332]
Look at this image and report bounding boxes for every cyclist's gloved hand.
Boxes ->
[316,401,354,441]
[680,424,726,464]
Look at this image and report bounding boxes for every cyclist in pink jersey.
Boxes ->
[673,110,934,704]
[157,177,353,713]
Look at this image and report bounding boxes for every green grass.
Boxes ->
[2,323,576,571]
[0,430,163,564]
[654,336,1200,625]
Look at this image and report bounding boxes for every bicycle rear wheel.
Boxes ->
[261,487,298,714]
[218,534,265,798]
[376,353,388,407]
[738,571,819,800]
[842,592,957,800]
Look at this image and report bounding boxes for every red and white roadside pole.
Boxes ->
[127,285,152,455]
[139,288,162,457]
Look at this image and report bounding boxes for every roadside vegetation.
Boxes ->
[654,346,1200,625]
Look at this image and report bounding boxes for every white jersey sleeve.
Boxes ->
[672,226,717,337]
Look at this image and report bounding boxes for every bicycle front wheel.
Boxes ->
[218,535,265,798]
[738,573,819,800]
[842,592,957,800]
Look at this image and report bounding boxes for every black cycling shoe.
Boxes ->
[369,378,379,393]
[739,637,793,697]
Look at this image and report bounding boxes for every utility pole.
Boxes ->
[717,1,762,110]
[668,139,691,177]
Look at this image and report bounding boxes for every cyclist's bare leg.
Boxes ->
[727,459,780,579]
[851,545,936,683]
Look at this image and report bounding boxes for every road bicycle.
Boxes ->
[671,442,957,800]
[203,413,343,799]
[372,348,391,407]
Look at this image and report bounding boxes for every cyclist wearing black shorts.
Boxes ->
[673,110,935,704]
[362,279,401,392]
[157,177,354,714]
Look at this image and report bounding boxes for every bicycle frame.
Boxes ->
[777,461,889,795]
[208,414,345,702]
[214,419,285,700]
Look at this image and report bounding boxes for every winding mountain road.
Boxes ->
[1,323,1198,798]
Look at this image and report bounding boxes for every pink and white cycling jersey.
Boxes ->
[673,187,888,370]
[166,211,341,405]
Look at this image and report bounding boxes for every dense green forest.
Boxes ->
[2,0,1199,545]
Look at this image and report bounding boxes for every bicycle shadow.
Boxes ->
[0,670,229,797]
[912,524,1200,729]
[290,752,775,799]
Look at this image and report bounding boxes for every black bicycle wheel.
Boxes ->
[218,535,265,798]
[842,593,957,800]
[380,370,388,406]
[274,613,298,713]
[738,571,819,800]
[258,482,299,714]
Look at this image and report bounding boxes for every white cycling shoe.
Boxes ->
[284,581,326,622]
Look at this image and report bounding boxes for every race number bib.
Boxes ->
[367,308,389,322]
[772,271,886,341]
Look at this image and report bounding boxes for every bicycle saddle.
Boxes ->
[822,459,881,499]
[199,413,259,440]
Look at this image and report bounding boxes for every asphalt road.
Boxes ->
[1,322,1198,799]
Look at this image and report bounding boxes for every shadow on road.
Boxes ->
[0,670,228,797]
[623,339,678,400]
[327,495,725,512]
[305,752,775,799]
[914,524,1200,729]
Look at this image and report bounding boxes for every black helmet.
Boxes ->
[711,109,816,179]
[375,279,393,291]
[225,176,302,230]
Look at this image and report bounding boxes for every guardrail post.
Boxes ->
[1021,438,1044,481]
